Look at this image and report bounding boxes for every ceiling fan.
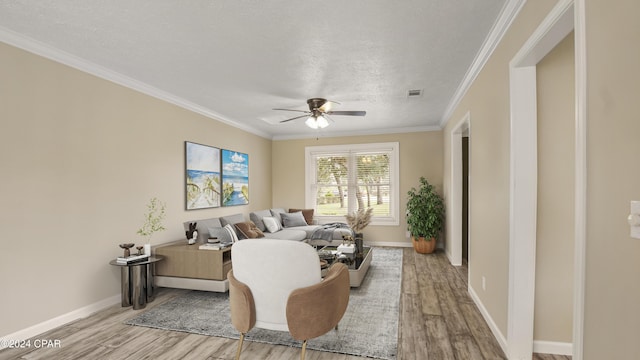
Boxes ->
[274,98,366,129]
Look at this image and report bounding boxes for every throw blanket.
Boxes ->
[310,222,354,241]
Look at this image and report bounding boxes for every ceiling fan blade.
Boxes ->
[323,113,336,124]
[273,108,310,114]
[279,114,309,123]
[326,110,366,116]
[318,100,341,113]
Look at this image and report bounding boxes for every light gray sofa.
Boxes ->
[156,209,352,293]
[183,208,352,246]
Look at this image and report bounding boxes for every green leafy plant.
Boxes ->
[137,197,167,243]
[406,177,445,240]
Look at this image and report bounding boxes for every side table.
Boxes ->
[109,256,164,310]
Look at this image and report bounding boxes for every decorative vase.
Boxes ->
[354,233,364,255]
[119,243,135,258]
[144,243,151,256]
[412,236,436,254]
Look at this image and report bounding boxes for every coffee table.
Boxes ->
[318,246,372,287]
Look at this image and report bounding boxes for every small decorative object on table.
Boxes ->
[116,253,150,264]
[345,207,373,256]
[337,243,356,255]
[186,222,198,245]
[119,243,135,258]
[137,197,167,255]
[341,234,354,246]
[136,246,144,256]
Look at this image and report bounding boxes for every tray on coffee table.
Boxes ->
[318,246,372,287]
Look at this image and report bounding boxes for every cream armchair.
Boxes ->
[228,239,350,360]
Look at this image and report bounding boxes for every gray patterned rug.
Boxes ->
[126,247,402,359]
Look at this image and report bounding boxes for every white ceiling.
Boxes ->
[0,0,508,139]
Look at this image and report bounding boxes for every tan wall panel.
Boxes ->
[584,0,640,358]
[442,0,560,337]
[535,32,575,343]
[272,132,443,246]
[0,42,272,336]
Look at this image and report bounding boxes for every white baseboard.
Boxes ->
[156,276,229,292]
[468,285,509,355]
[0,294,120,348]
[445,249,457,265]
[367,241,412,248]
[533,340,573,356]
[467,286,573,357]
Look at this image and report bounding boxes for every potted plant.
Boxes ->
[406,177,444,254]
[137,197,166,255]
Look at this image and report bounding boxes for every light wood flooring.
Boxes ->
[0,248,570,360]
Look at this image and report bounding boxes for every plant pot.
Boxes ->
[412,236,436,254]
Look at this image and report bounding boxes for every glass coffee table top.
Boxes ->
[318,246,371,270]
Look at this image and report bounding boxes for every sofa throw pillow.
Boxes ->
[281,211,308,228]
[262,216,282,233]
[235,221,265,239]
[249,209,272,232]
[223,224,240,243]
[208,227,232,244]
[288,208,314,225]
[220,213,245,227]
[270,208,287,226]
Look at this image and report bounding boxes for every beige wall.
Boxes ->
[535,32,575,343]
[584,0,640,358]
[442,0,559,338]
[443,0,640,357]
[4,1,640,357]
[272,132,443,246]
[0,42,272,336]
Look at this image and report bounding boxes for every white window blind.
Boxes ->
[305,142,399,226]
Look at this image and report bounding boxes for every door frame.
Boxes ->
[449,112,470,267]
[507,0,586,358]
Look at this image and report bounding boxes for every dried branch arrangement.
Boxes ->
[345,207,373,233]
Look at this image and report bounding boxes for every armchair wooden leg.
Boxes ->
[235,333,246,360]
[300,339,308,360]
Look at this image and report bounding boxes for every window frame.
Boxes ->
[305,142,400,226]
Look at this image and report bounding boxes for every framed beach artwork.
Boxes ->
[185,141,221,210]
[221,149,249,206]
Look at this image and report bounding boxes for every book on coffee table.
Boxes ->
[199,243,231,250]
[116,254,150,264]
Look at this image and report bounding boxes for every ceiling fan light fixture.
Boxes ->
[276,98,365,128]
[305,116,319,129]
[316,115,329,128]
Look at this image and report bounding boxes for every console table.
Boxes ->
[109,256,163,310]
[154,242,232,292]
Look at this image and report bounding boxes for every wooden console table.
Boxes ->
[154,242,232,292]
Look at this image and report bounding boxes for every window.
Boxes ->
[305,142,399,226]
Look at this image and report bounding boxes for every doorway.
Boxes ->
[449,112,470,268]
[462,136,469,263]
[507,1,584,358]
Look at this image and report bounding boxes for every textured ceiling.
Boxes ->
[0,0,507,139]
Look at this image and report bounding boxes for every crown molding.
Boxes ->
[271,124,442,141]
[439,0,527,128]
[0,26,272,140]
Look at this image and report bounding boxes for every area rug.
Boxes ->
[126,247,402,359]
